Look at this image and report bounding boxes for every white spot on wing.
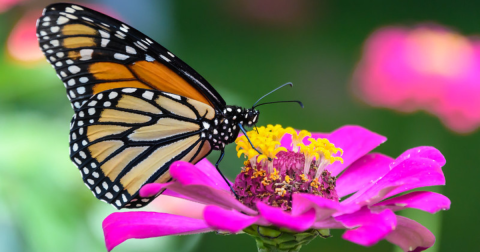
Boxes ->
[68,65,81,74]
[82,17,94,22]
[72,5,84,10]
[203,122,210,129]
[79,77,88,83]
[167,51,175,57]
[65,7,75,13]
[50,40,59,46]
[160,54,170,62]
[114,53,129,60]
[77,87,86,94]
[126,46,136,54]
[165,93,180,100]
[109,92,118,99]
[142,91,154,100]
[99,30,110,38]
[57,16,69,25]
[145,54,155,62]
[122,88,136,93]
[50,26,60,33]
[80,49,93,61]
[68,79,76,86]
[101,39,110,47]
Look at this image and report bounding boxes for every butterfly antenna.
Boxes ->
[252,82,293,108]
[253,100,304,109]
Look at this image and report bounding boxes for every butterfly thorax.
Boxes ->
[206,106,259,150]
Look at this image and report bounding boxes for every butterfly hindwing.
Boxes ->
[70,88,214,208]
[37,3,226,111]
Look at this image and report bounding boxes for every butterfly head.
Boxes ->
[244,108,260,127]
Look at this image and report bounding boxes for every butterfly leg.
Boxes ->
[215,149,239,199]
[238,123,268,159]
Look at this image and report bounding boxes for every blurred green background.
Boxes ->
[0,0,477,251]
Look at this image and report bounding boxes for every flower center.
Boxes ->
[233,125,343,211]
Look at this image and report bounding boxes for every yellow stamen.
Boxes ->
[310,178,320,188]
[251,169,266,179]
[241,166,251,174]
[269,168,280,181]
[275,187,286,196]
[300,174,308,182]
[261,177,272,186]
[286,128,312,152]
[284,175,291,183]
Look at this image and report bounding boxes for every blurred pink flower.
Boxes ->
[103,125,450,252]
[7,2,120,64]
[0,0,26,13]
[353,25,480,133]
[7,9,44,63]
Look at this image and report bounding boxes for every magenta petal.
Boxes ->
[163,182,257,215]
[194,158,232,190]
[291,193,358,221]
[343,157,445,206]
[395,146,446,167]
[256,202,316,232]
[373,191,451,214]
[140,183,164,197]
[140,183,197,202]
[335,208,397,246]
[103,212,212,251]
[203,205,259,233]
[336,153,394,197]
[310,132,330,140]
[312,218,346,229]
[325,125,387,176]
[385,216,435,252]
[170,161,230,190]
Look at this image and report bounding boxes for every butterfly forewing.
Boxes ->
[70,88,213,208]
[37,3,226,111]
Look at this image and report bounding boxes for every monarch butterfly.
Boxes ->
[37,3,299,209]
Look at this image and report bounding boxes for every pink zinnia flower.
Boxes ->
[353,25,480,133]
[103,125,450,252]
[0,0,26,13]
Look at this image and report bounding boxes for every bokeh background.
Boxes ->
[0,0,478,251]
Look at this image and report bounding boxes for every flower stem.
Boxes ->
[244,225,331,252]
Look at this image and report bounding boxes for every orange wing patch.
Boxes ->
[131,61,212,106]
[88,60,213,107]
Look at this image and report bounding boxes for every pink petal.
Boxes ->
[343,157,445,206]
[256,202,316,232]
[335,208,397,246]
[311,132,330,139]
[147,182,257,215]
[140,184,197,202]
[194,158,233,190]
[280,131,330,151]
[203,205,259,233]
[385,216,435,252]
[336,153,394,197]
[139,161,256,214]
[395,146,446,167]
[312,218,346,229]
[324,125,387,176]
[103,212,212,251]
[170,161,230,190]
[291,193,359,221]
[373,191,451,214]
